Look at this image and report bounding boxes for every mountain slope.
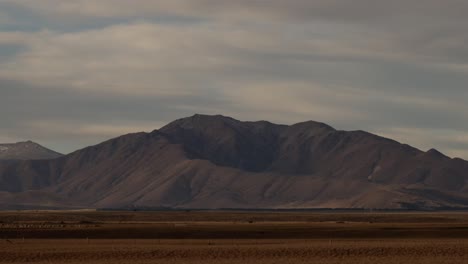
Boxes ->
[0,141,62,160]
[0,114,467,210]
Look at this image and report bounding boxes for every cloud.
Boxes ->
[24,120,163,138]
[375,127,468,159]
[0,79,231,152]
[223,81,366,124]
[0,1,467,159]
[0,134,21,143]
[3,1,468,71]
[5,1,468,23]
[1,21,467,97]
[0,22,391,96]
[0,11,11,24]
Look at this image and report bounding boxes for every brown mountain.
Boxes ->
[0,114,467,210]
[0,141,62,160]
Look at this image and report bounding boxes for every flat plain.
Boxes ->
[0,211,467,263]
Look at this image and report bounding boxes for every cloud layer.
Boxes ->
[0,0,467,158]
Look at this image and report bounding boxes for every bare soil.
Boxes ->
[0,211,467,263]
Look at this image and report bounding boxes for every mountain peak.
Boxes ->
[426,148,449,159]
[16,140,39,146]
[161,114,238,130]
[0,141,62,160]
[290,120,336,132]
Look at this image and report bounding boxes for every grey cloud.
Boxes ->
[0,1,467,159]
[0,79,229,124]
[5,1,468,22]
[4,1,468,64]
[0,79,232,152]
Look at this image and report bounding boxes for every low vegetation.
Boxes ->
[0,211,467,263]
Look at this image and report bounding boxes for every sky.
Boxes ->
[0,0,468,158]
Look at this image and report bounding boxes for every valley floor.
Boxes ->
[1,239,468,264]
[0,211,467,263]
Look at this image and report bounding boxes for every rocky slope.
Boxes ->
[0,114,467,210]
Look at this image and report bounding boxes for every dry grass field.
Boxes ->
[0,211,467,263]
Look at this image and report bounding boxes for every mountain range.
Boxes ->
[0,114,467,210]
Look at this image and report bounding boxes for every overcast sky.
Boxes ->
[0,0,468,158]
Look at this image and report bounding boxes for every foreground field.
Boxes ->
[0,211,467,263]
[1,239,467,264]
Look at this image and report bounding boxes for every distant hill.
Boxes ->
[0,141,62,160]
[0,114,467,210]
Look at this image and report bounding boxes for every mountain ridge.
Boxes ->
[0,114,467,210]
